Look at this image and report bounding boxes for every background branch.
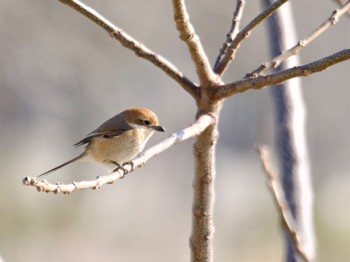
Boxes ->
[23,114,215,194]
[247,1,350,77]
[213,0,289,75]
[215,48,350,99]
[257,147,310,262]
[59,0,199,97]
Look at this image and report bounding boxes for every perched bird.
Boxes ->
[38,108,165,177]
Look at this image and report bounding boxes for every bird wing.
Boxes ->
[73,112,133,147]
[73,129,127,147]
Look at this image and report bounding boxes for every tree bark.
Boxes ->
[190,100,222,262]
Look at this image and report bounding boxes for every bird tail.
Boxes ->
[37,153,86,178]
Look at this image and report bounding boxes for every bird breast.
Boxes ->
[86,128,154,165]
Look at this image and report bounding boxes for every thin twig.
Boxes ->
[214,0,289,75]
[333,0,350,16]
[213,0,245,70]
[257,146,310,262]
[58,0,199,98]
[247,1,350,77]
[213,48,350,99]
[172,0,218,86]
[23,114,215,194]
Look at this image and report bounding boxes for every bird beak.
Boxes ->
[152,125,165,132]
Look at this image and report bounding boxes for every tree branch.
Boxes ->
[213,0,289,75]
[247,1,350,77]
[22,114,215,194]
[58,0,199,98]
[333,0,350,16]
[213,0,246,70]
[257,146,310,262]
[213,48,350,99]
[172,0,218,86]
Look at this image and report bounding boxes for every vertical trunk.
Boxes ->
[190,101,222,262]
[264,1,316,261]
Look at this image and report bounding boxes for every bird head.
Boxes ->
[124,108,165,132]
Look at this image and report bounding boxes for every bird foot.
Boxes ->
[122,161,134,172]
[111,161,128,178]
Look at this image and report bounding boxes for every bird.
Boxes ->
[38,108,165,177]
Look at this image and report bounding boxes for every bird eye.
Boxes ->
[143,120,151,125]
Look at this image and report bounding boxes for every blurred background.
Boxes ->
[0,0,349,261]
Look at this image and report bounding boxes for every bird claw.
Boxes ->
[110,161,134,179]
[111,162,128,179]
[122,161,134,172]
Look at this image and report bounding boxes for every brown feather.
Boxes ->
[73,111,133,147]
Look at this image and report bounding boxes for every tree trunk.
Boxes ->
[264,1,316,261]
